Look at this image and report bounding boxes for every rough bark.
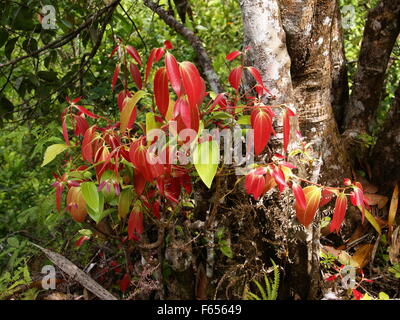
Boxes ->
[330,4,350,129]
[280,0,351,185]
[344,0,400,135]
[371,83,400,194]
[239,0,350,300]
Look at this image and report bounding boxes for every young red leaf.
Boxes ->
[292,182,306,210]
[271,166,287,192]
[109,45,119,59]
[126,45,142,66]
[174,98,200,132]
[319,188,337,207]
[245,167,267,200]
[119,273,131,292]
[75,235,89,247]
[75,105,100,119]
[164,40,173,50]
[352,289,363,300]
[134,170,146,195]
[128,207,143,241]
[330,192,348,234]
[180,61,206,109]
[155,47,165,62]
[82,125,97,163]
[145,48,157,83]
[226,50,242,61]
[165,52,182,96]
[154,67,170,117]
[61,114,70,146]
[73,115,89,136]
[295,186,321,227]
[129,62,142,89]
[117,90,129,112]
[247,66,264,88]
[228,66,243,91]
[251,107,273,156]
[112,64,120,91]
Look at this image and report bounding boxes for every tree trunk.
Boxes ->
[280,0,351,185]
[371,83,400,194]
[344,0,400,136]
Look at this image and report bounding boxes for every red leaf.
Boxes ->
[62,114,70,146]
[54,183,64,212]
[180,61,206,109]
[128,208,143,241]
[251,107,273,156]
[75,235,89,247]
[73,115,89,136]
[165,52,182,96]
[292,182,306,210]
[117,90,130,112]
[126,45,142,66]
[352,289,363,300]
[129,63,142,89]
[119,273,131,292]
[109,45,119,58]
[295,186,321,227]
[112,64,120,91]
[75,105,100,119]
[228,66,243,91]
[152,201,161,220]
[155,47,165,62]
[154,67,170,117]
[174,98,199,132]
[127,105,137,130]
[164,40,173,49]
[271,166,287,192]
[208,93,226,113]
[134,170,146,195]
[245,167,267,200]
[247,66,264,88]
[145,48,157,83]
[330,192,348,234]
[320,188,336,207]
[283,110,290,153]
[226,50,242,61]
[82,125,97,163]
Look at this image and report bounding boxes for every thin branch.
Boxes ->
[118,2,148,53]
[143,0,223,93]
[0,0,121,68]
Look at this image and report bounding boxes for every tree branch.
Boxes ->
[0,0,121,68]
[143,0,223,93]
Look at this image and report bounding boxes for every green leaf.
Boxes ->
[41,144,69,167]
[193,140,219,188]
[81,182,100,213]
[118,188,133,218]
[7,237,19,247]
[0,29,9,48]
[38,71,58,82]
[5,38,18,60]
[359,206,382,235]
[219,240,233,258]
[120,90,146,132]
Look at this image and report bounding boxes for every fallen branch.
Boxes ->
[31,243,118,300]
